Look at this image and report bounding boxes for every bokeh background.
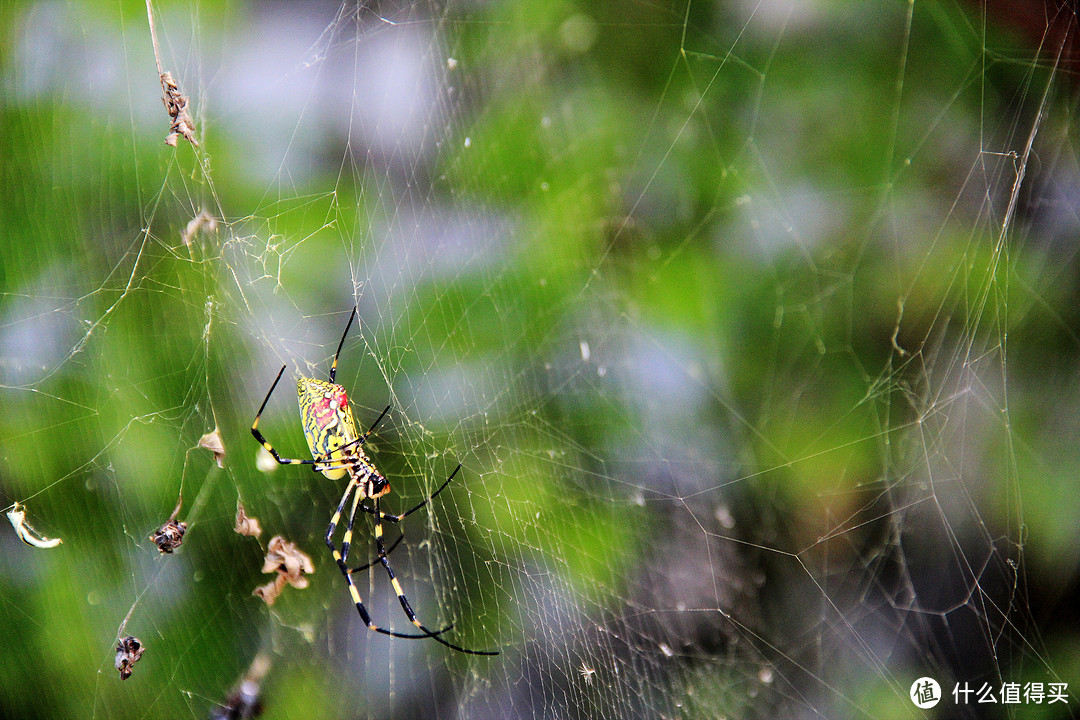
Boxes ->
[2,0,1079,718]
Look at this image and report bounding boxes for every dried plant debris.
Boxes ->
[115,636,145,680]
[146,0,197,147]
[6,502,62,549]
[198,427,226,468]
[181,209,218,246]
[253,536,314,606]
[150,496,187,554]
[160,71,197,147]
[234,501,262,538]
[210,652,271,720]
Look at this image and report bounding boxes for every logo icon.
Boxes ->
[911,677,941,709]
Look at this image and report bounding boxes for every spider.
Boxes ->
[250,309,496,656]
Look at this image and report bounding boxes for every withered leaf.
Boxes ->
[234,501,262,538]
[198,428,226,468]
[253,536,313,605]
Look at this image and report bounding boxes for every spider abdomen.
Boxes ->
[297,377,359,481]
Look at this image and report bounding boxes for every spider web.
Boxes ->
[2,0,1080,718]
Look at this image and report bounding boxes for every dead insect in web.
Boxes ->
[150,496,187,554]
[115,635,145,680]
[6,501,62,549]
[250,308,497,655]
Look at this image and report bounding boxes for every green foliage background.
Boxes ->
[2,0,1079,718]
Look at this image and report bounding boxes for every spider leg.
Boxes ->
[322,405,391,459]
[372,498,498,656]
[328,307,357,384]
[327,478,448,640]
[309,405,391,476]
[251,365,320,467]
[360,464,462,522]
[348,532,404,575]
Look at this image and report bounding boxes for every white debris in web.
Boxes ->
[6,502,62,549]
[255,446,279,474]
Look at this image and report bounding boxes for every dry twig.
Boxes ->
[146,0,198,147]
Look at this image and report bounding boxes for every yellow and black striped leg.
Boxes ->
[326,480,446,640]
[372,500,498,656]
[251,365,320,467]
[361,464,462,523]
[348,532,404,575]
[327,307,357,383]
